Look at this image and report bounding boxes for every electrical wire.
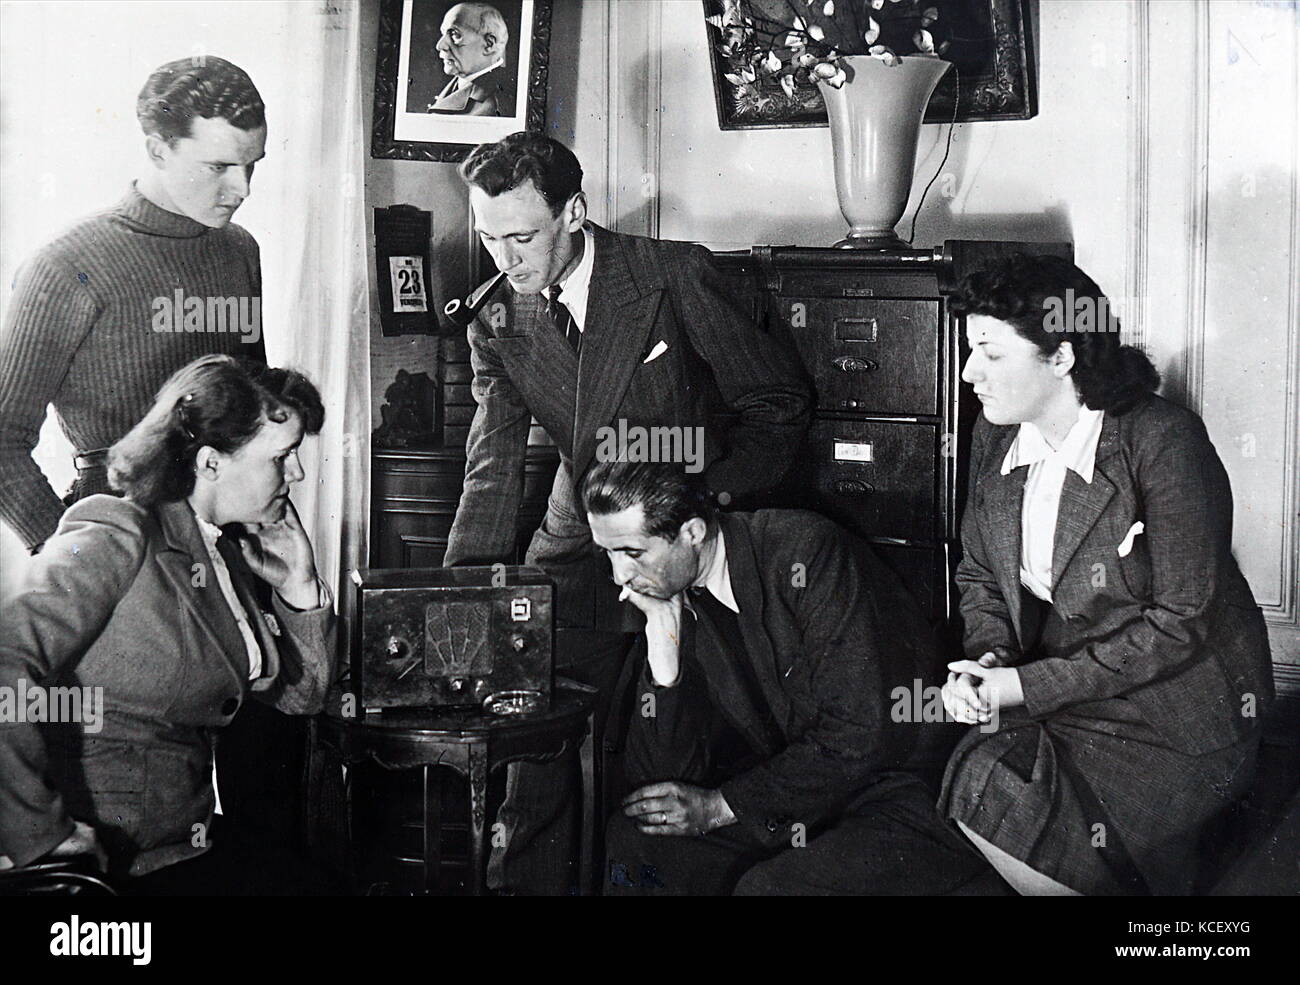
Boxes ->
[908,62,960,246]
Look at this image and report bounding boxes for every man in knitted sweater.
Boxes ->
[0,56,268,553]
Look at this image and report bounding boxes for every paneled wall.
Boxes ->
[1121,0,1299,689]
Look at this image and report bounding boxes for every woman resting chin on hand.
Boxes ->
[0,355,338,892]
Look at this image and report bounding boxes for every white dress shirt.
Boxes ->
[689,529,740,613]
[555,224,595,332]
[1001,405,1106,603]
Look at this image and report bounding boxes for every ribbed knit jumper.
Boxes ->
[0,184,264,549]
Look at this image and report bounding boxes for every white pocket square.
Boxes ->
[1117,521,1145,558]
[642,340,669,363]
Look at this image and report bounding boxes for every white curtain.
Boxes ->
[0,1,371,602]
[254,2,372,606]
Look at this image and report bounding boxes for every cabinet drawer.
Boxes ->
[369,508,538,568]
[782,297,941,415]
[796,419,938,543]
[375,467,464,502]
[398,536,451,568]
[371,510,454,568]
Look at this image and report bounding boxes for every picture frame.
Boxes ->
[371,0,552,162]
[703,0,1037,130]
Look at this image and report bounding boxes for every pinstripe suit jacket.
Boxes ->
[956,395,1274,755]
[444,224,812,566]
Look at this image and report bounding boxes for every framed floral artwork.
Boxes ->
[704,0,1037,129]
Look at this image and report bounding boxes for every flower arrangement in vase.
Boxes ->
[707,0,951,121]
[707,0,955,248]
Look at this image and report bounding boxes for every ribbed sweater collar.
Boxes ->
[116,182,211,239]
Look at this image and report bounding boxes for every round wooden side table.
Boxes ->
[312,678,599,895]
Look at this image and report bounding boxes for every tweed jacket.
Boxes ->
[956,395,1273,755]
[0,495,336,874]
[444,224,812,566]
[625,510,937,850]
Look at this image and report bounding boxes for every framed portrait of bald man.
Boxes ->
[372,0,551,162]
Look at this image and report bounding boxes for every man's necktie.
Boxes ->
[545,285,581,355]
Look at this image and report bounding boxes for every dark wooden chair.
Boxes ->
[0,855,116,896]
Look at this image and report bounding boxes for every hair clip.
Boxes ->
[176,393,197,441]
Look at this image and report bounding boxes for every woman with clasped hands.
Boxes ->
[0,355,337,891]
[939,255,1273,896]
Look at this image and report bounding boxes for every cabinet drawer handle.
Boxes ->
[831,355,877,373]
[832,479,874,496]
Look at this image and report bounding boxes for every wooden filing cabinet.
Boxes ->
[370,445,559,568]
[371,333,561,568]
[712,240,1071,624]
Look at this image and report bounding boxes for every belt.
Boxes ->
[73,448,109,472]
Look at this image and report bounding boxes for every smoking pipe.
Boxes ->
[443,270,507,329]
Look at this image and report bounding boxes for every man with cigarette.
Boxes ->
[585,460,1003,895]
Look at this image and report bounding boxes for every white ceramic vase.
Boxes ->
[817,54,951,248]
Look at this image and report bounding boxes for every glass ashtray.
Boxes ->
[483,690,544,717]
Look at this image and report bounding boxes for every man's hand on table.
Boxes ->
[622,781,737,837]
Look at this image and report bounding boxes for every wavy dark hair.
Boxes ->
[137,56,265,145]
[581,460,716,542]
[459,131,584,215]
[109,355,324,506]
[951,253,1160,412]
